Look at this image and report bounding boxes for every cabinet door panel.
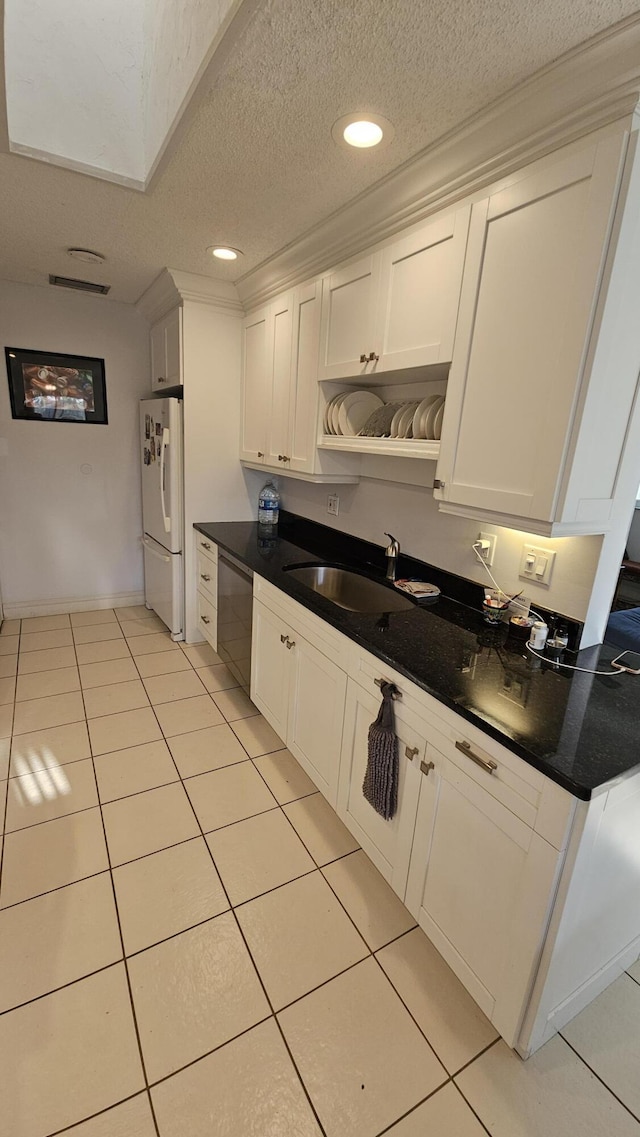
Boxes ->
[267,294,294,467]
[290,281,322,472]
[150,320,166,391]
[379,207,470,371]
[406,754,559,1043]
[337,680,424,896]
[436,135,626,521]
[319,255,381,380]
[164,308,182,387]
[288,635,347,806]
[250,600,290,740]
[241,308,270,462]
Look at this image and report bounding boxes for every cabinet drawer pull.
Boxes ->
[200,541,211,550]
[420,760,435,777]
[360,353,368,363]
[374,677,401,700]
[201,615,210,625]
[455,739,497,775]
[200,573,211,582]
[367,352,379,362]
[405,745,419,760]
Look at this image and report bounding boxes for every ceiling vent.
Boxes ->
[49,274,111,295]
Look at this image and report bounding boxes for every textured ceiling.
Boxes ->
[1,0,639,304]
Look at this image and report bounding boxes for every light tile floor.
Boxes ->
[0,607,639,1136]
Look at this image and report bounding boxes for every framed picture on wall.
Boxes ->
[4,346,108,424]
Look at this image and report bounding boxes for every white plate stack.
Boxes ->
[323,390,446,440]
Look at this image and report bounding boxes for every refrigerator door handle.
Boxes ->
[160,428,171,534]
[142,536,171,563]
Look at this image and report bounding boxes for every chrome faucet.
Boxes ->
[384,532,400,581]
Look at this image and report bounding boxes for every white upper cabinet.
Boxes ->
[266,294,294,467]
[318,254,382,380]
[317,207,470,382]
[150,307,182,391]
[241,282,359,482]
[240,304,272,463]
[435,130,637,535]
[376,206,471,372]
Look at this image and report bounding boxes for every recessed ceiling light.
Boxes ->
[332,113,394,150]
[67,247,106,264]
[207,246,242,261]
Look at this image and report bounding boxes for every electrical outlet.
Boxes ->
[327,494,340,517]
[519,544,556,586]
[474,531,497,567]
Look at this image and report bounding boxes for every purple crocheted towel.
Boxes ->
[363,681,398,820]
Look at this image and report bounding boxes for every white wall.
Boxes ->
[279,473,602,624]
[181,298,258,641]
[4,0,145,182]
[0,280,149,617]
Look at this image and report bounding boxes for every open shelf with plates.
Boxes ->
[317,367,447,461]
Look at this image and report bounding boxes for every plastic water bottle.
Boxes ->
[258,482,280,527]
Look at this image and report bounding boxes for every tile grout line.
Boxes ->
[447,1079,495,1137]
[558,1031,640,1125]
[73,633,163,1137]
[44,1089,147,1137]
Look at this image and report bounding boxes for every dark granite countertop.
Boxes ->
[195,514,640,800]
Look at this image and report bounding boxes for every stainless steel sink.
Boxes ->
[283,563,414,613]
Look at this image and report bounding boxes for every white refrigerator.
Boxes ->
[140,397,183,637]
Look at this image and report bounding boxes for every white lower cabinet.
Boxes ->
[251,579,349,804]
[404,743,562,1046]
[337,678,425,897]
[195,540,218,651]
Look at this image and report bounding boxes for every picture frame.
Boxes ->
[4,346,108,424]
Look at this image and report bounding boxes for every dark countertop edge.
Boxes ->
[195,521,626,801]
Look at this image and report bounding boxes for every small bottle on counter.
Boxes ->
[258,481,280,527]
[529,621,549,651]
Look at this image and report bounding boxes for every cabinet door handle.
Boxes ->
[286,639,295,650]
[405,745,419,760]
[200,573,211,582]
[359,353,367,363]
[157,376,165,384]
[200,541,211,550]
[280,633,288,644]
[201,615,210,624]
[433,479,445,490]
[374,677,401,700]
[257,451,264,458]
[280,455,290,462]
[455,739,497,775]
[367,352,379,362]
[420,760,435,777]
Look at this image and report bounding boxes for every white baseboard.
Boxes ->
[3,591,145,620]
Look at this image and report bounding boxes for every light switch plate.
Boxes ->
[327,494,340,516]
[519,543,556,587]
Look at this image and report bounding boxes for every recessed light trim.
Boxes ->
[332,112,394,151]
[67,247,106,264]
[207,245,242,261]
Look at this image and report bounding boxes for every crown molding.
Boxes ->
[136,267,243,322]
[237,15,640,311]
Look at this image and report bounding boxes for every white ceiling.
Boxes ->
[1,0,639,305]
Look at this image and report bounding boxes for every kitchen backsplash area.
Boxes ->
[279,475,603,624]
